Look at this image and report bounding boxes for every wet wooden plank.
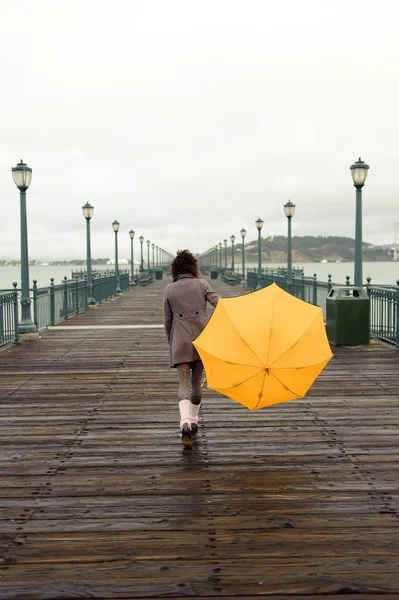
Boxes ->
[0,276,399,598]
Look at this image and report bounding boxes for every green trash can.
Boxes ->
[155,269,163,280]
[210,269,218,279]
[326,286,370,345]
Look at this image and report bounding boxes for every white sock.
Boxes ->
[179,399,191,430]
[190,402,201,425]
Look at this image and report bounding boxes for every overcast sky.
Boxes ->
[1,0,398,260]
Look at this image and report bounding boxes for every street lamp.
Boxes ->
[151,243,155,269]
[219,242,222,269]
[156,245,159,268]
[230,235,235,272]
[224,239,228,269]
[146,240,150,271]
[139,236,144,272]
[112,220,121,293]
[129,230,135,284]
[350,157,370,287]
[284,201,296,292]
[255,217,264,290]
[240,228,247,284]
[82,202,95,304]
[11,159,37,333]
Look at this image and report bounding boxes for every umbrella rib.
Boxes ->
[253,369,268,410]
[212,367,264,390]
[220,302,264,367]
[269,307,323,366]
[265,284,276,367]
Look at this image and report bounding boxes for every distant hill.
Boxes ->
[241,235,392,263]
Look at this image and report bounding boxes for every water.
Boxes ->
[233,262,399,287]
[0,262,398,291]
[0,265,115,290]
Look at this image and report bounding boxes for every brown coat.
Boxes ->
[163,274,219,367]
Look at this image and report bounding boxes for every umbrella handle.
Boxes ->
[201,376,207,388]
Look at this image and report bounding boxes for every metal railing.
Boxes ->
[367,282,399,347]
[0,271,134,346]
[245,269,399,349]
[0,285,19,347]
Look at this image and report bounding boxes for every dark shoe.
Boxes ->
[191,423,198,434]
[181,424,192,446]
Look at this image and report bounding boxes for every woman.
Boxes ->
[163,250,219,446]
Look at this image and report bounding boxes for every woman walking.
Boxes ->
[163,250,219,446]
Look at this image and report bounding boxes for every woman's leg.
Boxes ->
[191,360,204,405]
[190,360,204,432]
[176,363,192,445]
[177,362,191,402]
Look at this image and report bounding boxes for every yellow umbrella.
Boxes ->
[193,283,333,410]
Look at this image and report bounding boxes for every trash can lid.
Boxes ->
[327,286,369,299]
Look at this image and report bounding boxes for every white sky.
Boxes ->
[1,0,398,260]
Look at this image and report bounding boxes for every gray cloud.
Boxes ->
[1,0,399,261]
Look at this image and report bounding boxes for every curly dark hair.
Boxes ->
[171,249,199,280]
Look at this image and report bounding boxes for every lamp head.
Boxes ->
[255,217,264,231]
[12,159,32,191]
[129,229,135,239]
[112,220,120,232]
[350,157,369,188]
[139,235,144,243]
[82,202,94,220]
[240,228,247,238]
[284,200,296,218]
[230,234,235,243]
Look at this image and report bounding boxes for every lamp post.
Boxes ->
[284,201,296,292]
[129,230,135,284]
[350,157,369,287]
[156,245,159,268]
[240,228,247,284]
[139,236,144,272]
[82,202,95,304]
[152,243,155,269]
[146,240,150,271]
[224,239,227,269]
[255,217,264,290]
[112,220,121,293]
[230,235,235,272]
[11,159,37,333]
[219,242,222,269]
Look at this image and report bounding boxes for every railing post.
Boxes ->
[50,278,55,326]
[84,274,88,310]
[63,276,68,320]
[75,277,79,315]
[13,282,20,343]
[366,277,371,297]
[313,273,317,306]
[301,272,305,300]
[346,275,350,296]
[0,296,3,345]
[396,280,399,351]
[32,280,38,329]
[328,274,332,293]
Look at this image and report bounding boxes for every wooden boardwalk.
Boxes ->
[0,276,399,599]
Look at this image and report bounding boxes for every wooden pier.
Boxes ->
[0,276,398,599]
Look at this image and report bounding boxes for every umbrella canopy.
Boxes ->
[193,283,333,410]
